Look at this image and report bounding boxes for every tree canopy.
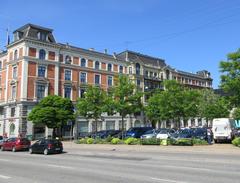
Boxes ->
[28,95,75,134]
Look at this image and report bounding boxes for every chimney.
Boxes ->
[113,52,117,59]
[89,48,95,51]
[104,49,107,54]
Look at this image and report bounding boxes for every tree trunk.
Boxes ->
[121,115,124,140]
[95,119,98,133]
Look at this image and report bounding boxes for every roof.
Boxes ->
[57,43,125,62]
[176,69,212,79]
[13,23,53,33]
[117,50,166,67]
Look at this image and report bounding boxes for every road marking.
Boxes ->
[0,175,11,179]
[150,177,188,183]
[47,164,74,170]
[162,165,212,172]
[0,158,10,162]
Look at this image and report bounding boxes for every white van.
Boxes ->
[212,118,236,143]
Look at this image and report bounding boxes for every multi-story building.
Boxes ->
[0,24,212,139]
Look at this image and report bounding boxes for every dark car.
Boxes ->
[1,137,30,152]
[90,130,122,139]
[113,131,127,139]
[0,136,4,148]
[191,128,208,140]
[174,128,193,139]
[29,139,63,155]
[126,127,153,138]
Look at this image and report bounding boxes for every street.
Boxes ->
[0,143,239,183]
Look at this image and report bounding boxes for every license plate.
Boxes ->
[55,148,60,150]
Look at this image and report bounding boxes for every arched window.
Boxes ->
[119,65,123,73]
[65,55,71,64]
[136,63,140,75]
[14,50,18,60]
[107,64,112,71]
[9,123,15,135]
[39,49,46,60]
[81,58,86,67]
[95,61,100,70]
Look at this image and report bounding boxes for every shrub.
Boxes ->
[94,138,105,144]
[124,137,140,145]
[141,138,160,145]
[172,138,193,146]
[192,138,208,145]
[78,138,87,144]
[87,138,94,144]
[232,137,240,147]
[105,136,113,143]
[111,138,121,144]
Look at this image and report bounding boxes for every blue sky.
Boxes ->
[1,0,240,88]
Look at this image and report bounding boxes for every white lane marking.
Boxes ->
[150,177,188,183]
[162,165,212,172]
[0,158,10,162]
[0,175,11,179]
[47,164,74,170]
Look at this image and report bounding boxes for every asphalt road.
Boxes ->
[0,144,239,183]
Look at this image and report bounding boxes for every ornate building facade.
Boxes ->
[0,24,212,139]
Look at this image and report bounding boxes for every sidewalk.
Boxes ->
[62,141,240,155]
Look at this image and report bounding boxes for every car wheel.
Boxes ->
[43,149,48,155]
[29,148,33,154]
[12,146,16,152]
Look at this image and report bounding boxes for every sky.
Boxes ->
[1,0,240,88]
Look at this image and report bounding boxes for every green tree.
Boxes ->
[28,95,75,137]
[220,49,240,107]
[232,108,240,120]
[76,86,107,132]
[198,89,230,125]
[113,75,142,132]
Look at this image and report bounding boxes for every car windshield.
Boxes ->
[159,129,169,134]
[144,130,154,134]
[0,136,3,140]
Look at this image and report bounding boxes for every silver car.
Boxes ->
[140,129,161,139]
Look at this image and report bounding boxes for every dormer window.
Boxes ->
[39,49,46,60]
[65,55,72,64]
[37,32,47,41]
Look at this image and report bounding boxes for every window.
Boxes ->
[10,107,15,117]
[14,50,18,60]
[80,88,86,98]
[129,67,132,74]
[136,63,140,75]
[106,121,115,130]
[37,85,45,99]
[13,67,17,79]
[38,32,46,41]
[38,66,46,77]
[65,55,71,64]
[39,49,46,60]
[95,74,100,85]
[95,61,100,70]
[64,86,71,99]
[108,76,113,86]
[12,86,16,99]
[80,72,87,84]
[107,64,112,71]
[137,79,141,86]
[65,70,71,81]
[81,58,86,67]
[9,123,15,135]
[145,71,148,76]
[0,61,2,69]
[119,66,123,73]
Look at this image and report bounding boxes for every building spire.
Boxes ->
[6,27,10,46]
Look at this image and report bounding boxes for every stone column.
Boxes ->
[45,126,53,138]
[126,117,131,130]
[102,121,106,130]
[115,120,119,130]
[195,118,198,127]
[188,119,191,127]
[88,120,93,132]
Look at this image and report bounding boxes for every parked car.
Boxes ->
[173,128,193,139]
[212,118,236,142]
[29,138,63,155]
[1,137,30,152]
[140,129,161,139]
[126,127,153,138]
[91,130,122,139]
[156,128,176,139]
[191,127,208,140]
[113,131,127,139]
[0,136,3,148]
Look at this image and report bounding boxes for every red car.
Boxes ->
[1,137,31,152]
